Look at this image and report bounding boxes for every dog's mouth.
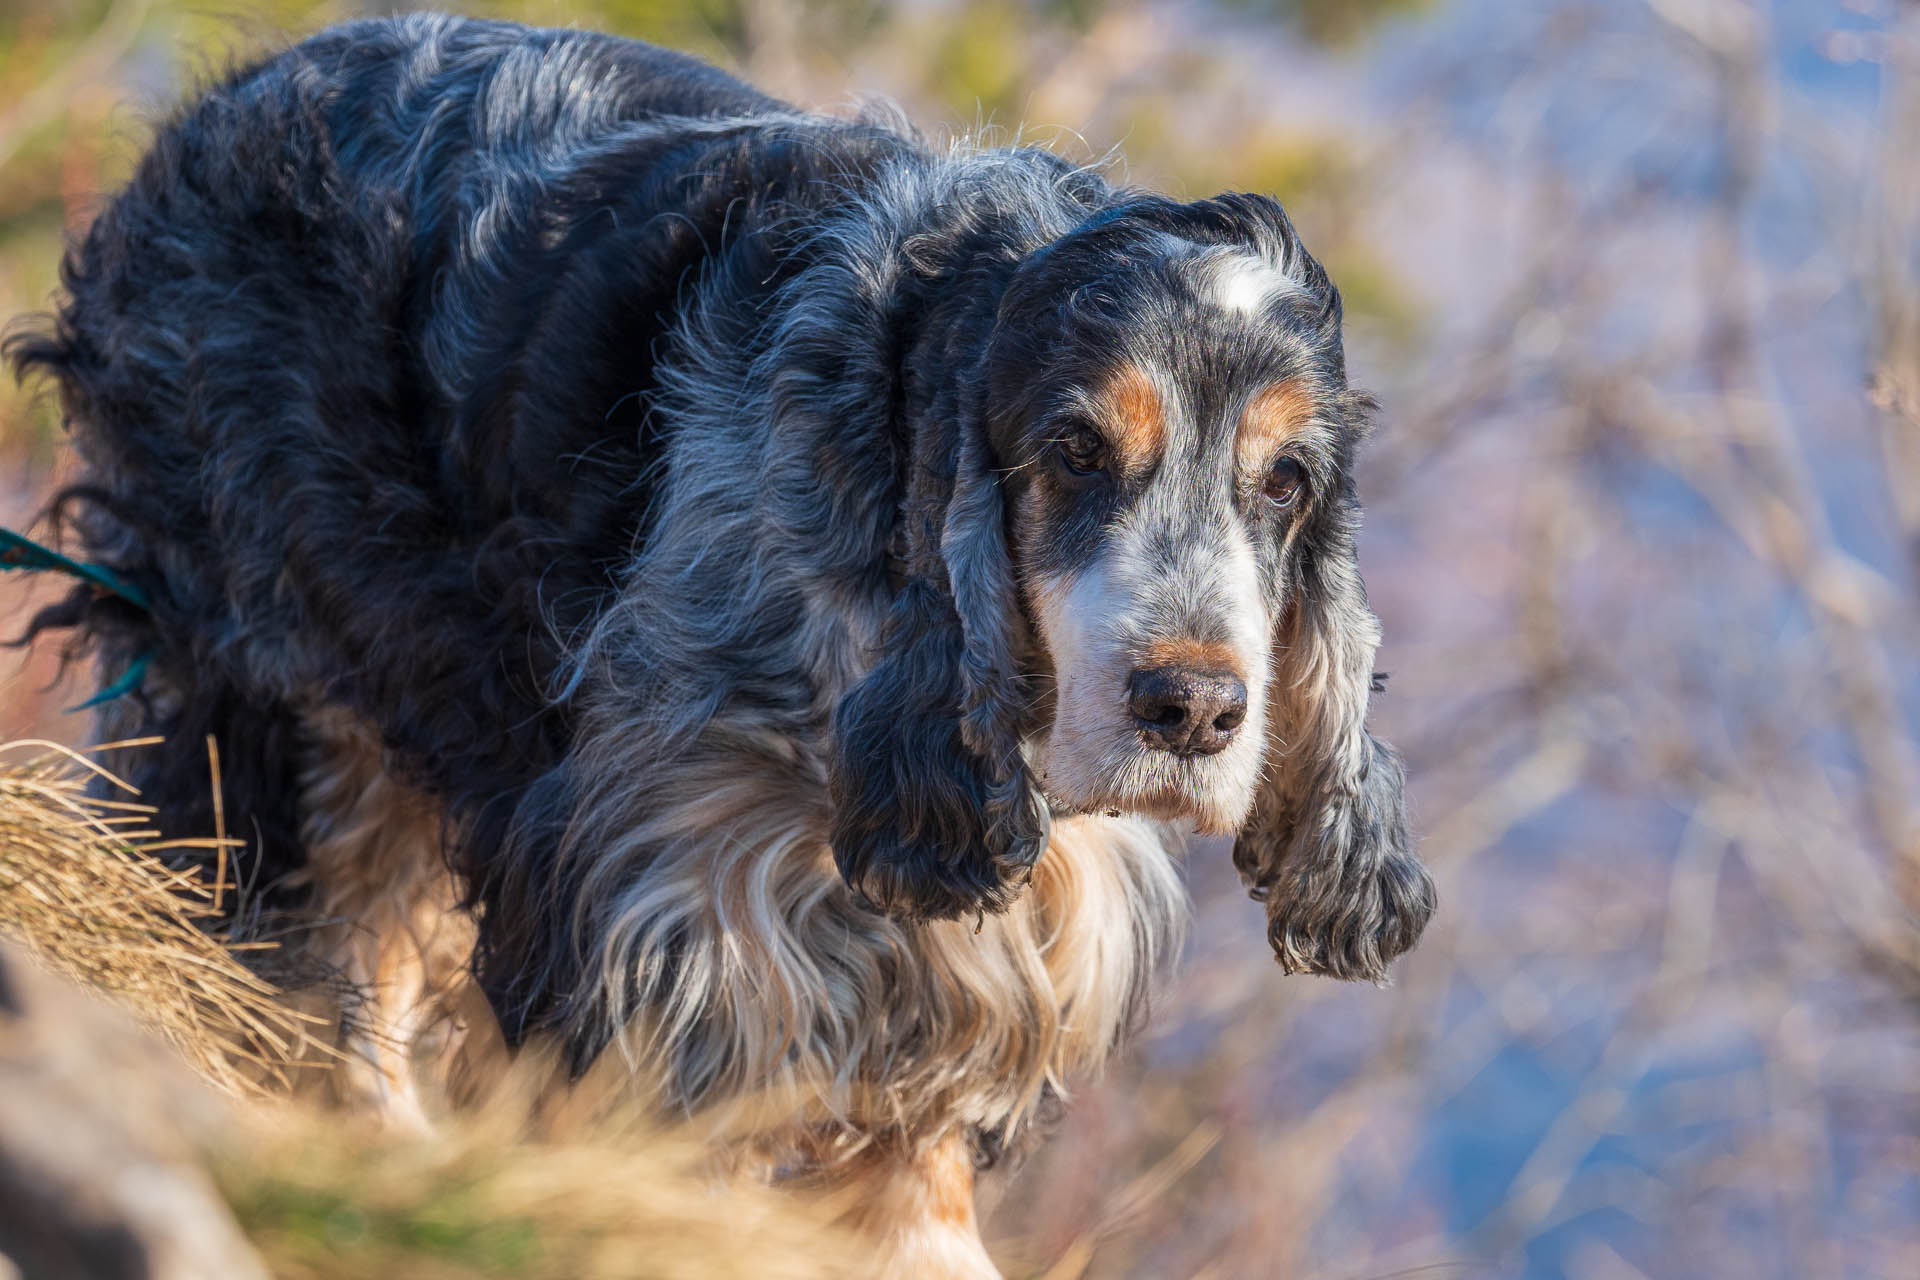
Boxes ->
[1031,714,1265,835]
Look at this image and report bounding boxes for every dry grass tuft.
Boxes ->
[0,737,325,1096]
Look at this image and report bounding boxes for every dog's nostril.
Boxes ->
[1127,665,1247,757]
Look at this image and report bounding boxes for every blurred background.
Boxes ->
[3,0,1918,1276]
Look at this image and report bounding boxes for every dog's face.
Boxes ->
[830,192,1431,980]
[985,216,1358,835]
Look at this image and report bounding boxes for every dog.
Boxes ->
[7,13,1434,1274]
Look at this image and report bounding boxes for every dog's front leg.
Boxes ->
[290,708,474,1128]
[835,1131,1000,1280]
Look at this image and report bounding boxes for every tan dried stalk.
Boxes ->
[0,737,326,1096]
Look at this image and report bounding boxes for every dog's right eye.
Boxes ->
[1055,424,1110,480]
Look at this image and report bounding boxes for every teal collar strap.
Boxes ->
[2,525,154,709]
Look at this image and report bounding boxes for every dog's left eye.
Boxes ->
[1264,457,1308,508]
[1055,424,1110,479]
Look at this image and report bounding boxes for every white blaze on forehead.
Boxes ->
[1208,252,1300,319]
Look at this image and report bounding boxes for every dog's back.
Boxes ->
[9,14,907,903]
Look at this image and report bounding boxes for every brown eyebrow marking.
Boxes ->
[1239,377,1319,459]
[1092,363,1166,469]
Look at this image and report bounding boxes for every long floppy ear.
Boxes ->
[1234,529,1435,982]
[827,356,1050,922]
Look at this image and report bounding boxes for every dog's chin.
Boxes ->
[1107,788,1245,835]
[1032,725,1261,835]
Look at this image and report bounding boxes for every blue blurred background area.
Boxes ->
[4,1,1917,1276]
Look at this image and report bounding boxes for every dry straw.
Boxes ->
[0,736,324,1096]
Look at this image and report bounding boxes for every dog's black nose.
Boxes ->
[1126,666,1248,757]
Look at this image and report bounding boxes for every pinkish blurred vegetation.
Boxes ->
[4,1,1918,1277]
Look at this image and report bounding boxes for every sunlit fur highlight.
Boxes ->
[1209,249,1304,317]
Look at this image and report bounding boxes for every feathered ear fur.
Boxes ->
[827,335,1050,922]
[1233,530,1434,982]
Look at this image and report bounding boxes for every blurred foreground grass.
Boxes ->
[215,1119,855,1280]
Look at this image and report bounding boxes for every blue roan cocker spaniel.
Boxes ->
[9,14,1433,1274]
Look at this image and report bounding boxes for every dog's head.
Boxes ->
[829,192,1433,982]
